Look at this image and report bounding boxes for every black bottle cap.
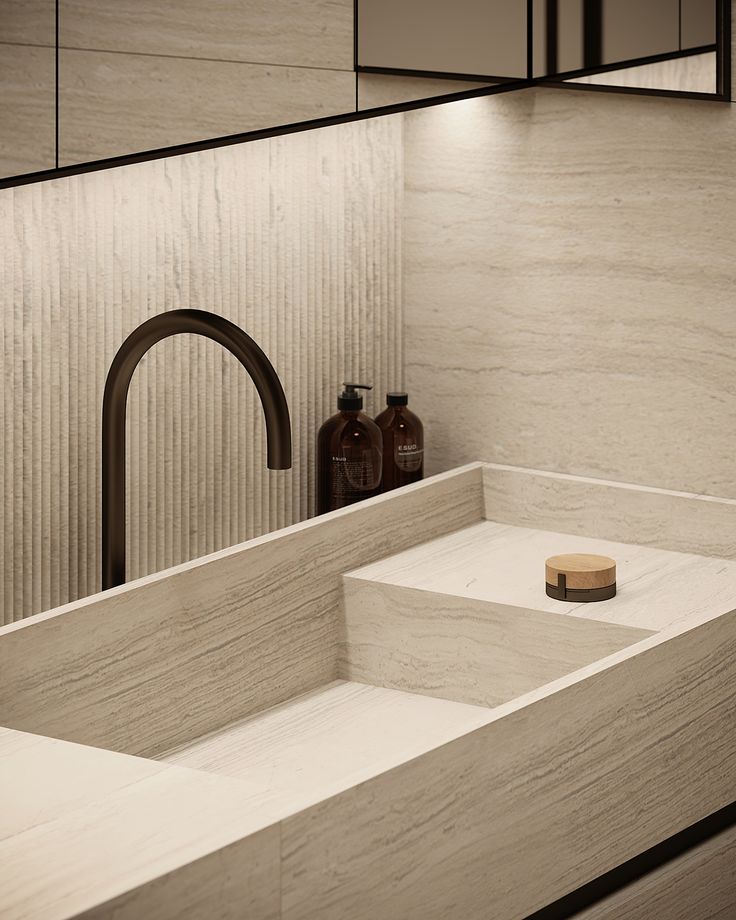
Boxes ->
[338,382,372,411]
[386,392,408,406]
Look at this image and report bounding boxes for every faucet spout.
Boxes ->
[101,309,292,590]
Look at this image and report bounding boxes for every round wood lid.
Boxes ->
[545,553,617,591]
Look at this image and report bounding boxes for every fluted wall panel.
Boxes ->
[0,116,403,623]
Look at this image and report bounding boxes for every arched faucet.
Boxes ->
[101,309,292,590]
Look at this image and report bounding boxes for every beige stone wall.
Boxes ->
[403,84,736,498]
[0,115,403,622]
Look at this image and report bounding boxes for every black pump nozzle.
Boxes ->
[338,382,372,411]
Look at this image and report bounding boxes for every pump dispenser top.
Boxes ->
[317,382,382,514]
[338,383,372,410]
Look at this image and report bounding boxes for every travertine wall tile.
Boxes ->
[61,0,354,71]
[0,0,54,45]
[0,44,55,176]
[403,86,736,498]
[482,464,736,560]
[0,115,403,623]
[59,49,356,165]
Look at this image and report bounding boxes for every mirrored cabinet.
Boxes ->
[0,0,731,186]
[356,0,528,110]
[537,0,723,97]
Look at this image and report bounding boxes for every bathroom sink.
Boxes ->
[1,463,735,919]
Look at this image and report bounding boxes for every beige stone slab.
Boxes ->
[0,728,282,920]
[0,0,54,45]
[60,0,354,70]
[571,823,736,920]
[350,518,736,631]
[0,465,483,758]
[59,48,356,165]
[568,51,717,95]
[403,87,736,499]
[357,73,492,110]
[341,579,651,708]
[0,726,168,841]
[0,43,55,177]
[281,608,736,920]
[161,680,492,810]
[2,465,735,919]
[482,464,736,560]
[74,830,280,920]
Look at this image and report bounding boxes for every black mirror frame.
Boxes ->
[0,0,729,192]
[537,0,731,103]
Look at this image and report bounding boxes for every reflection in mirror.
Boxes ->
[536,0,721,97]
[0,0,56,176]
[1,0,535,184]
[356,0,529,112]
[357,74,498,111]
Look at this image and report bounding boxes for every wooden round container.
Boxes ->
[545,553,616,603]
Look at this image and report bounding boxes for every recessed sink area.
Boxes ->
[160,507,733,803]
[1,462,735,920]
[339,514,736,713]
[158,680,493,809]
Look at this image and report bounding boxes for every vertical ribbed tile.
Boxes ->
[0,115,403,623]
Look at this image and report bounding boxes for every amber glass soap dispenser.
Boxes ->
[375,392,424,492]
[317,383,383,514]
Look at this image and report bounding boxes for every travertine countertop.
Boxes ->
[1,463,735,920]
[349,519,736,631]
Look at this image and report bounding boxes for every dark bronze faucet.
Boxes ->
[101,309,292,590]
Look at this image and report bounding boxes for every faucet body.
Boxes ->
[102,309,291,590]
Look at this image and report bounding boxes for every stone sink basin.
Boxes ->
[1,463,735,919]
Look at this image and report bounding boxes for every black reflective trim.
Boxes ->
[525,801,736,920]
[0,80,531,191]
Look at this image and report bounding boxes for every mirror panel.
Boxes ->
[566,51,717,95]
[0,2,730,184]
[601,0,680,65]
[0,1,56,176]
[357,0,528,79]
[0,0,531,183]
[356,0,528,114]
[538,0,721,97]
[682,0,717,49]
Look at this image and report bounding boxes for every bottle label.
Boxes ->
[330,448,382,503]
[395,443,423,474]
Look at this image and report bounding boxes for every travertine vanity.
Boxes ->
[1,463,735,919]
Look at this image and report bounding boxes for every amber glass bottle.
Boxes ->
[317,383,383,514]
[374,392,424,492]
